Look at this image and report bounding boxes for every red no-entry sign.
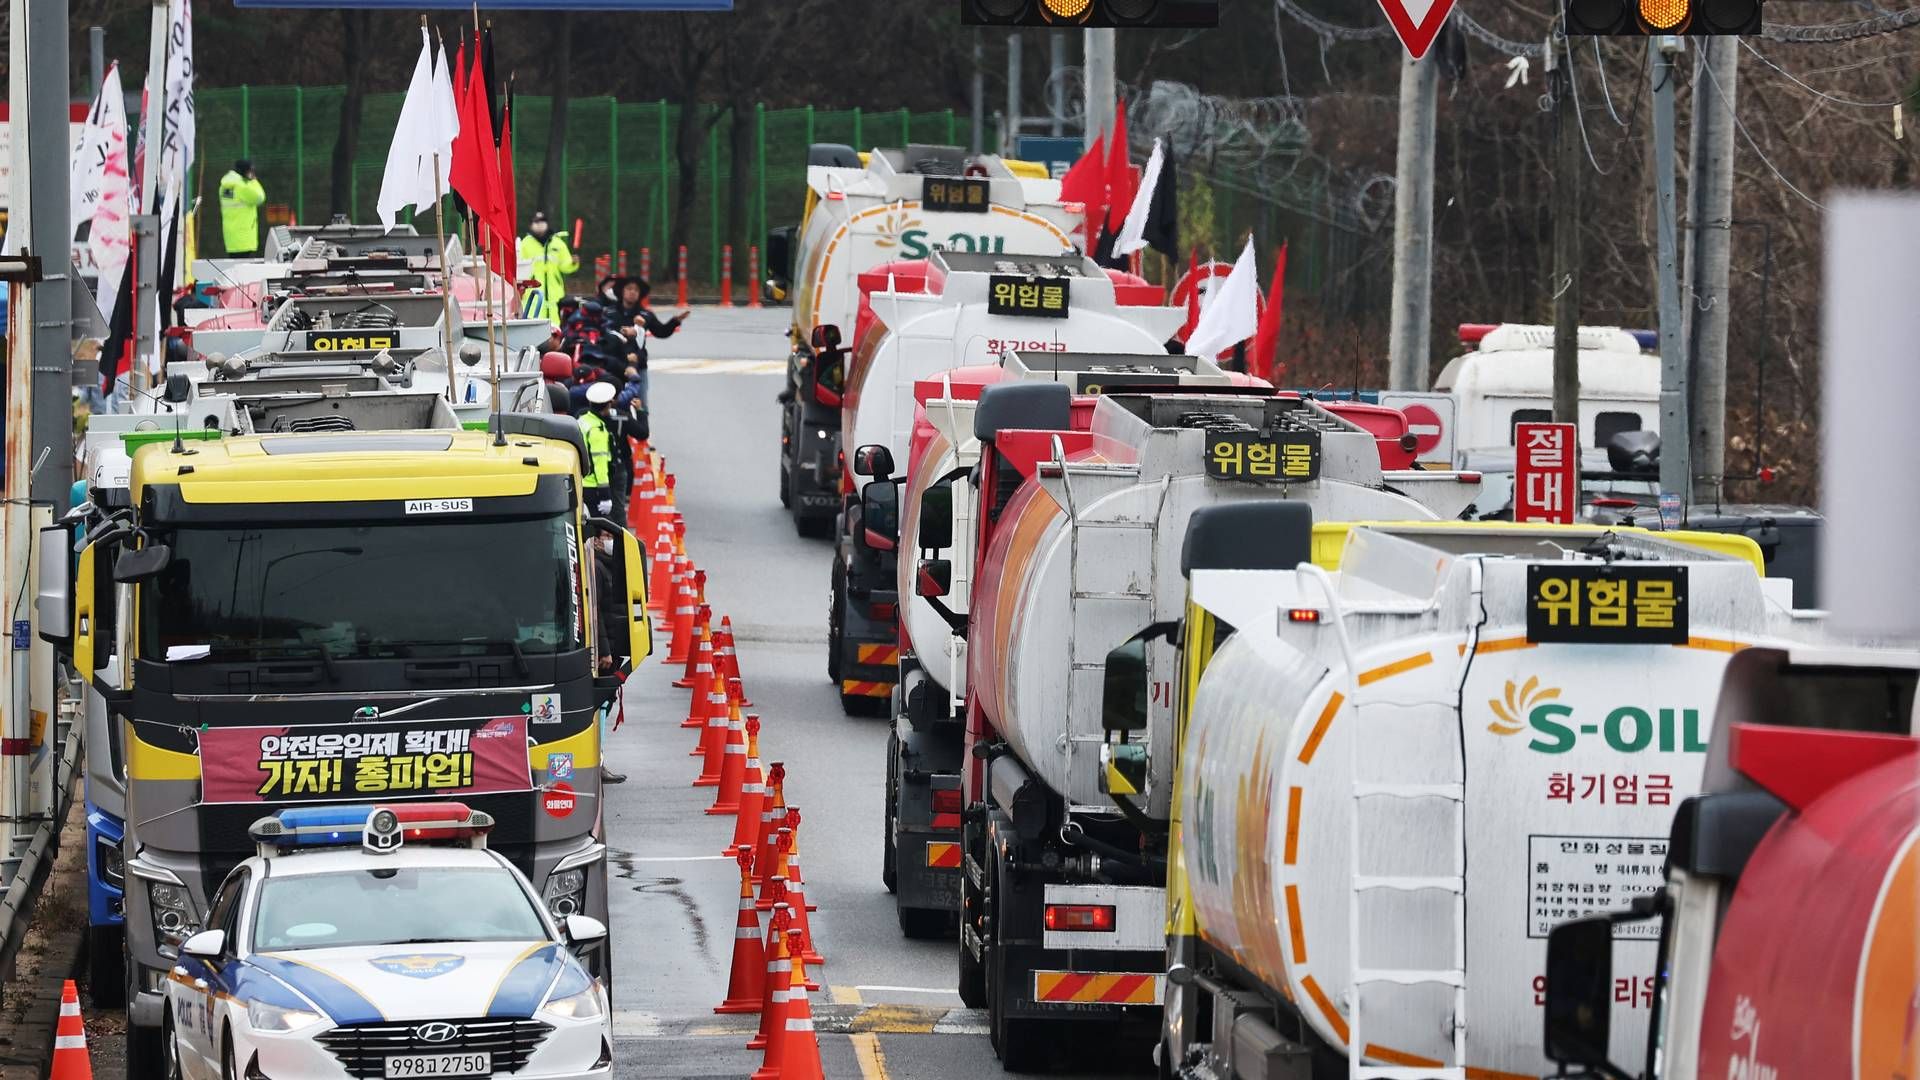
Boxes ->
[1377,0,1459,60]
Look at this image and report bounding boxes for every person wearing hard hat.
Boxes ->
[219,159,267,257]
[579,379,617,520]
[518,211,578,327]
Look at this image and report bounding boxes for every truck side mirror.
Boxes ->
[36,525,73,647]
[918,482,953,550]
[163,373,193,404]
[765,225,795,299]
[916,559,951,598]
[113,543,171,584]
[73,542,99,675]
[1543,916,1625,1076]
[1101,638,1149,735]
[809,323,841,351]
[807,347,845,408]
[858,481,897,552]
[851,444,894,480]
[619,528,651,666]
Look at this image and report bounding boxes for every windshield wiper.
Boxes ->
[508,638,532,679]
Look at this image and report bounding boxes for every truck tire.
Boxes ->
[827,563,845,685]
[958,931,987,1009]
[779,456,792,508]
[87,924,126,1009]
[882,732,900,894]
[127,1018,163,1078]
[988,856,1045,1071]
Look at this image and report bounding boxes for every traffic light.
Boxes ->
[960,0,1220,28]
[1563,0,1762,35]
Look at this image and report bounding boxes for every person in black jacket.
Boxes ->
[603,276,689,409]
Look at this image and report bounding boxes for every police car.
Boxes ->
[162,803,612,1079]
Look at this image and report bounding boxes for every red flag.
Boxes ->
[450,51,504,271]
[1250,242,1288,382]
[1105,101,1135,233]
[1179,248,1201,340]
[1056,134,1106,255]
[491,93,518,280]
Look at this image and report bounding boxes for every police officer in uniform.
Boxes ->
[218,159,267,257]
[579,380,617,519]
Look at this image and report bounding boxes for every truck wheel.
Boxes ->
[87,924,126,1009]
[958,932,987,1009]
[779,455,792,508]
[882,733,899,894]
[126,1017,163,1078]
[827,566,845,685]
[796,512,834,540]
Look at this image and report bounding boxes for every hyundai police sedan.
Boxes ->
[162,803,612,1079]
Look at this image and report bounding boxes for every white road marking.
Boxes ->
[652,358,787,375]
[624,854,734,863]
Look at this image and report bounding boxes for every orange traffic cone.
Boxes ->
[715,847,767,1014]
[675,612,713,689]
[693,686,732,783]
[663,470,680,514]
[772,929,826,1080]
[628,460,653,534]
[707,692,749,815]
[671,512,687,557]
[757,830,794,910]
[679,604,713,686]
[692,568,709,611]
[716,616,753,707]
[664,564,697,665]
[787,866,824,965]
[646,533,674,618]
[753,764,788,884]
[728,716,767,851]
[748,905,794,1055]
[680,635,716,729]
[52,980,92,1080]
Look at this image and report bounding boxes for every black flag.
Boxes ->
[1142,148,1179,261]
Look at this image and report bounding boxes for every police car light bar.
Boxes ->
[249,803,495,857]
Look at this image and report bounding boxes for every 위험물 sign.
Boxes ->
[1526,563,1689,645]
[987,275,1070,319]
[198,715,535,804]
[308,330,398,352]
[923,177,991,214]
[1515,421,1578,524]
[1204,430,1321,483]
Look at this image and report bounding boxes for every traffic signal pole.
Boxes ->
[1550,35,1582,425]
[1084,27,1115,144]
[1386,52,1437,392]
[1652,37,1690,505]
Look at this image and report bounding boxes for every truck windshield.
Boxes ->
[139,515,580,662]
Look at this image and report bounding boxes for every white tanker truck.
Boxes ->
[1139,509,1831,1080]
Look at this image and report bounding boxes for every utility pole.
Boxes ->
[1084,27,1115,144]
[1550,35,1582,425]
[1684,37,1738,505]
[1651,36,1689,505]
[1049,32,1067,137]
[1386,52,1437,392]
[89,26,105,99]
[970,36,985,153]
[1006,31,1023,157]
[26,0,72,515]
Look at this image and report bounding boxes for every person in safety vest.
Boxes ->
[218,159,267,257]
[518,211,578,326]
[580,379,617,519]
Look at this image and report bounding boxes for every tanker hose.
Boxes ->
[1059,820,1167,878]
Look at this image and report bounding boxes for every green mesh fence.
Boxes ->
[193,87,959,293]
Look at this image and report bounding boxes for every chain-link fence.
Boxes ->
[194,86,961,290]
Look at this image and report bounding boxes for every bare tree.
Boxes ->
[328,10,372,218]
[535,13,573,221]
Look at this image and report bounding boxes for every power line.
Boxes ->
[1697,52,1825,211]
[1739,38,1909,108]
[1762,5,1920,43]
[1271,0,1391,42]
[1453,12,1546,58]
[1562,32,1614,175]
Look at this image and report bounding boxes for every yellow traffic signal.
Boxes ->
[960,0,1219,27]
[1638,0,1687,29]
[1040,0,1093,19]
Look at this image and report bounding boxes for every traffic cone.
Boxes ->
[757,830,794,910]
[707,692,749,815]
[663,471,680,515]
[680,635,716,729]
[753,764,788,884]
[748,905,794,1055]
[716,616,753,707]
[773,930,826,1080]
[675,612,713,689]
[787,865,824,966]
[692,568,709,611]
[728,716,767,852]
[628,458,654,534]
[672,513,688,557]
[715,847,767,1014]
[693,685,732,784]
[664,566,697,665]
[679,604,713,686]
[646,531,675,618]
[52,980,92,1080]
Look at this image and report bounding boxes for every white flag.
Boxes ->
[86,86,133,325]
[423,41,459,193]
[378,29,451,229]
[1111,138,1163,258]
[1185,238,1261,360]
[71,64,127,239]
[157,0,195,226]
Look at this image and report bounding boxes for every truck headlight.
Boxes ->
[245,1000,325,1034]
[95,836,124,889]
[543,869,587,918]
[148,882,199,957]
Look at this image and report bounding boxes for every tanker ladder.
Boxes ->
[1300,563,1471,1080]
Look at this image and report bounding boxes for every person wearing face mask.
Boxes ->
[579,380,617,519]
[517,211,578,326]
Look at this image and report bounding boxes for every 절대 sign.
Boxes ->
[987,275,1070,319]
[199,715,534,804]
[923,177,990,214]
[1204,430,1320,483]
[1515,422,1578,524]
[1526,564,1689,646]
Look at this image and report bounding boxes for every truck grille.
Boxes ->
[316,1017,553,1077]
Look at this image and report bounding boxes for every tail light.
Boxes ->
[1044,904,1116,932]
[1287,608,1321,624]
[931,787,963,830]
[1591,497,1639,509]
[870,602,897,621]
